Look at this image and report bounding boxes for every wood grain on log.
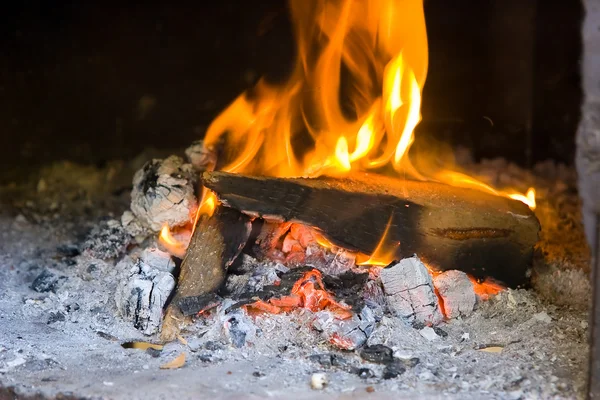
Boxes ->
[160,206,251,342]
[202,171,540,287]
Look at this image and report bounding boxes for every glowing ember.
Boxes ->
[469,277,506,301]
[244,269,353,319]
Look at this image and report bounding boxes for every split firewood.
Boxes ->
[202,171,540,287]
[160,206,251,342]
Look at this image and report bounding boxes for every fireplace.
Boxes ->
[0,0,591,399]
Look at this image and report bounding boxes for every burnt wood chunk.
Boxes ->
[161,206,251,342]
[202,171,541,287]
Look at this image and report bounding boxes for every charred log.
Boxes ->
[160,206,251,341]
[202,171,540,287]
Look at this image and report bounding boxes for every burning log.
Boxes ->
[202,171,540,287]
[160,206,251,342]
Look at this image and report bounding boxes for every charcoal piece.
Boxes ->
[357,368,375,379]
[403,357,420,368]
[145,348,162,358]
[308,353,350,369]
[115,258,176,335]
[433,327,448,338]
[222,311,256,348]
[47,311,66,324]
[204,341,223,351]
[382,360,406,379]
[203,171,540,287]
[433,270,477,318]
[161,206,252,342]
[96,331,119,341]
[56,244,80,258]
[31,270,64,293]
[177,293,222,317]
[359,344,394,364]
[313,306,376,350]
[380,256,443,326]
[322,271,369,312]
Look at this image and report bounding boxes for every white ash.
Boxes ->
[130,155,198,232]
[138,247,175,273]
[433,270,477,319]
[120,210,146,240]
[114,255,176,335]
[380,256,443,325]
[185,140,217,172]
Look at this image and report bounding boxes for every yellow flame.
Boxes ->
[508,187,536,210]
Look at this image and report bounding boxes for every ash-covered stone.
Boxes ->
[433,270,476,318]
[114,257,176,335]
[82,219,131,260]
[380,256,443,325]
[130,156,198,232]
[313,306,376,350]
[30,269,65,293]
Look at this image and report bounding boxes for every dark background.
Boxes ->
[0,0,582,179]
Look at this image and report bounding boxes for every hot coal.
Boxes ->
[177,293,222,317]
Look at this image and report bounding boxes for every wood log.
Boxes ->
[160,206,251,342]
[202,171,541,287]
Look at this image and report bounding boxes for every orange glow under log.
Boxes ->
[244,269,353,319]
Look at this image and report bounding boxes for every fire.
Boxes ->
[192,0,536,263]
[159,224,188,258]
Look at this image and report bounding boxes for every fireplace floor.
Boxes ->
[0,154,591,399]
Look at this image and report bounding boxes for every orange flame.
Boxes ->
[159,224,188,258]
[196,0,535,211]
[185,0,537,271]
[356,213,399,266]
